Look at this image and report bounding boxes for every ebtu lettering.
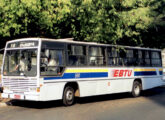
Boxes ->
[113,70,132,77]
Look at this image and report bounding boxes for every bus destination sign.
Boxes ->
[7,41,38,48]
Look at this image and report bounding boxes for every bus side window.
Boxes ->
[151,51,162,67]
[144,50,151,66]
[107,47,118,66]
[40,49,64,76]
[68,45,87,66]
[137,50,143,66]
[89,46,105,66]
[118,49,126,66]
[126,49,134,66]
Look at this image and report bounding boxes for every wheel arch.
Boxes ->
[64,82,80,97]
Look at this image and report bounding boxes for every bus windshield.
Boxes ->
[3,49,37,76]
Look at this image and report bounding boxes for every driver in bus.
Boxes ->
[15,54,26,71]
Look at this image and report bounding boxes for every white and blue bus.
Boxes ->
[1,38,164,106]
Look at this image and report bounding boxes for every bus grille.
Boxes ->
[2,78,37,93]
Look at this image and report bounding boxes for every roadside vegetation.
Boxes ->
[0,0,165,48]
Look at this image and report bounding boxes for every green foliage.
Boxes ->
[0,0,72,39]
[70,0,122,44]
[0,0,165,48]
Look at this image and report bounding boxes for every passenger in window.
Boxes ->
[19,54,26,71]
[48,55,57,66]
[90,57,96,65]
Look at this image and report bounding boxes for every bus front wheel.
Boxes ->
[132,81,141,97]
[63,86,75,106]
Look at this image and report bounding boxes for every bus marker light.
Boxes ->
[108,82,110,86]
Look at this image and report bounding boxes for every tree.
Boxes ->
[0,0,165,49]
[70,0,122,44]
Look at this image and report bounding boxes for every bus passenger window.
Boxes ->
[40,49,64,76]
[151,51,161,67]
[126,49,134,66]
[68,45,86,66]
[107,47,118,66]
[89,47,105,66]
[118,49,126,66]
[144,51,151,66]
[136,50,143,66]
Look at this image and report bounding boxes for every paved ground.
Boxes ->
[0,87,165,120]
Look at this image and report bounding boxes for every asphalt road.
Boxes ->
[0,87,165,120]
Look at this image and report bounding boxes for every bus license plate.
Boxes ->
[14,95,21,99]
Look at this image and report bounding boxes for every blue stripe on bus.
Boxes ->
[44,72,108,80]
[159,71,163,75]
[80,72,108,78]
[134,71,157,76]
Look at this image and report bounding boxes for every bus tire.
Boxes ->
[63,86,75,106]
[132,81,141,97]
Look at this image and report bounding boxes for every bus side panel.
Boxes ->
[142,76,162,90]
[106,79,133,94]
[78,79,134,97]
[78,81,97,97]
[40,82,66,101]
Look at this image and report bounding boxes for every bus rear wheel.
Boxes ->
[132,81,141,97]
[63,86,75,106]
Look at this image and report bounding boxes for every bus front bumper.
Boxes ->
[1,93,40,101]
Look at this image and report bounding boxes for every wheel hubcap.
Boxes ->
[134,85,140,95]
[66,90,73,101]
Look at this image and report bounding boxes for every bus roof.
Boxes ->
[6,37,161,51]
